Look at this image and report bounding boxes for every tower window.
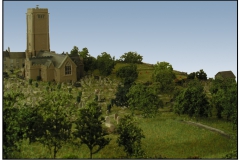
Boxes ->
[65,62,71,75]
[38,14,45,18]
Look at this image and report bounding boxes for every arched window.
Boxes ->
[65,62,71,75]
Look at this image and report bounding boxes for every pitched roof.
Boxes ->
[9,52,26,59]
[3,51,25,59]
[215,71,236,79]
[32,51,79,68]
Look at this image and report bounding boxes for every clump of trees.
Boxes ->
[119,52,143,63]
[114,64,138,107]
[97,52,115,76]
[210,78,237,122]
[127,83,163,118]
[116,64,138,85]
[173,79,210,119]
[187,69,207,80]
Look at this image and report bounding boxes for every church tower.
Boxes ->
[26,5,50,58]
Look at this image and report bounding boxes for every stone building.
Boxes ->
[3,47,25,71]
[215,71,236,80]
[3,5,84,82]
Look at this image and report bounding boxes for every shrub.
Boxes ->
[36,76,41,81]
[29,79,33,85]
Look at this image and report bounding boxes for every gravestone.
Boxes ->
[117,116,121,124]
[114,113,118,120]
[98,93,101,102]
[106,110,109,115]
[105,116,110,124]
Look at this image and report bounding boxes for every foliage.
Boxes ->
[127,83,163,118]
[116,64,138,85]
[79,47,97,73]
[37,92,75,158]
[211,79,237,121]
[114,84,131,107]
[173,80,210,118]
[76,96,81,103]
[79,47,89,58]
[3,92,24,158]
[97,52,115,76]
[196,69,207,80]
[116,115,145,158]
[29,79,33,85]
[107,103,112,112]
[152,61,176,94]
[73,101,111,158]
[187,72,195,79]
[36,76,41,81]
[119,51,143,63]
[3,71,9,78]
[57,83,61,90]
[70,46,79,56]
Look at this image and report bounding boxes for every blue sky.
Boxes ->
[3,1,237,78]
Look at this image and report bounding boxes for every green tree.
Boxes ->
[97,52,115,76]
[173,80,210,118]
[152,61,176,94]
[116,64,138,85]
[38,92,75,158]
[116,115,145,158]
[187,72,196,79]
[70,46,80,56]
[79,47,97,73]
[119,52,143,63]
[114,84,131,107]
[79,47,89,58]
[3,92,24,158]
[127,83,163,118]
[196,69,207,80]
[73,101,111,159]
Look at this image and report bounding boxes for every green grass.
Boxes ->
[12,109,235,159]
[138,112,234,158]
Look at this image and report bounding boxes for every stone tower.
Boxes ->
[25,5,50,58]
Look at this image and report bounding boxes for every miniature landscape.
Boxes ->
[3,57,237,158]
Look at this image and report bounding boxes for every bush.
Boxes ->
[57,83,61,90]
[35,82,38,88]
[29,79,33,85]
[76,96,81,103]
[36,76,41,81]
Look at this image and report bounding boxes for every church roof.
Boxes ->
[31,51,80,68]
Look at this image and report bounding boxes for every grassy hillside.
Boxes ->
[93,62,187,83]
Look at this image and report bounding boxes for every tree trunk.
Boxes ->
[90,148,92,159]
[54,145,57,158]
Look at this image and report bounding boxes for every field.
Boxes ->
[4,63,236,158]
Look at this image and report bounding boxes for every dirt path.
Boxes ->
[181,120,231,138]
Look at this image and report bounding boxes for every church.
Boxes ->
[3,5,84,83]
